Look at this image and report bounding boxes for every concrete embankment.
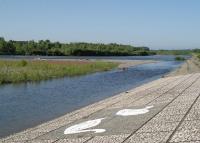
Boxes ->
[2,72,200,143]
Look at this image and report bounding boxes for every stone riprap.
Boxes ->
[1,73,200,143]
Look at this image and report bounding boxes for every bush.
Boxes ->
[175,56,186,61]
[197,54,200,60]
[19,60,28,67]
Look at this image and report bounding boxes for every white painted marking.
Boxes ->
[116,106,154,116]
[64,118,105,135]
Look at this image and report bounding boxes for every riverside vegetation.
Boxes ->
[1,37,200,56]
[0,60,118,84]
[194,49,200,60]
[1,37,200,84]
[153,49,193,55]
[175,56,186,61]
[0,37,153,56]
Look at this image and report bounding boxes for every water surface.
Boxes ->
[0,56,184,138]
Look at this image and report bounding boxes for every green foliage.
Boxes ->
[0,60,118,84]
[192,49,200,60]
[193,49,200,53]
[197,54,200,60]
[0,37,152,56]
[19,60,28,67]
[154,49,193,55]
[175,56,186,61]
[0,37,16,55]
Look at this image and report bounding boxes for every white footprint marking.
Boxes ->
[116,106,154,116]
[64,118,105,135]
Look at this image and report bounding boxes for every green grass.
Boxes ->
[175,56,186,61]
[154,50,193,55]
[0,60,118,84]
[197,54,200,60]
[192,53,200,61]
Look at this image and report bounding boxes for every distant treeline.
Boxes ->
[0,37,154,56]
[154,49,197,55]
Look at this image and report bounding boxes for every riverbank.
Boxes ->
[2,73,200,142]
[49,59,156,68]
[0,60,118,84]
[0,58,156,84]
[98,59,156,69]
[166,55,200,77]
[0,58,178,138]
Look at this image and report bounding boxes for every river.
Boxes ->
[0,55,187,138]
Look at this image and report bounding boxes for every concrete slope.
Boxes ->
[1,73,200,143]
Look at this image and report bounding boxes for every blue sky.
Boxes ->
[0,0,200,49]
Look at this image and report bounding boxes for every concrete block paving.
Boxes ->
[2,73,200,143]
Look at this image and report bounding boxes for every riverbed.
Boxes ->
[0,55,185,138]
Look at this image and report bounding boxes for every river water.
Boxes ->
[0,55,187,138]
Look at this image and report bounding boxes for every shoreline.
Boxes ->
[0,59,183,141]
[0,60,118,84]
[2,73,199,142]
[0,58,156,85]
[99,59,156,69]
[0,61,158,139]
[0,74,182,142]
[165,56,200,77]
[37,58,157,69]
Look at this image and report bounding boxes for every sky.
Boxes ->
[0,0,200,49]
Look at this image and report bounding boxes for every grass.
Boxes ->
[0,60,118,84]
[175,56,186,61]
[196,54,200,60]
[188,53,200,60]
[154,49,193,55]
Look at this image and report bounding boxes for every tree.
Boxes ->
[0,37,152,56]
[0,38,16,54]
[0,37,6,54]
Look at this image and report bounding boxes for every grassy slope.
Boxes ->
[0,60,118,84]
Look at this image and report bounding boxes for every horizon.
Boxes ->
[1,0,200,50]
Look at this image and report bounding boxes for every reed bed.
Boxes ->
[0,60,118,84]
